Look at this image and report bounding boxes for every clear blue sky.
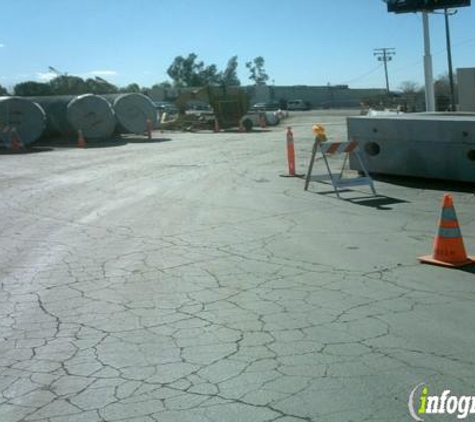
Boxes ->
[1,0,474,91]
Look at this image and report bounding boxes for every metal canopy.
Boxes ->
[386,0,471,13]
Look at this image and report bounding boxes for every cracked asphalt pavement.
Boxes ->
[1,110,475,421]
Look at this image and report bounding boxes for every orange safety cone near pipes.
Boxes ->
[419,193,474,267]
[214,118,220,132]
[146,119,153,140]
[11,129,24,152]
[77,129,87,148]
[259,113,267,129]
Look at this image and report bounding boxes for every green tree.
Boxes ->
[85,78,119,94]
[121,83,141,93]
[140,87,151,96]
[246,56,269,85]
[152,81,172,89]
[49,75,88,95]
[14,81,52,96]
[0,84,8,96]
[167,53,220,87]
[220,56,240,86]
[199,63,220,85]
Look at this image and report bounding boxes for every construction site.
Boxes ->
[1,102,475,420]
[1,1,475,421]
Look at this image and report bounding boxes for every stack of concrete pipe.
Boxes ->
[103,93,157,134]
[29,93,157,140]
[29,94,116,139]
[1,93,157,147]
[0,97,46,146]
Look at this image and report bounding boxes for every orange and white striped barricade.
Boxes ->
[304,139,376,198]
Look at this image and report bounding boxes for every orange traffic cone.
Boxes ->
[77,130,87,148]
[146,119,153,140]
[280,126,304,178]
[419,194,474,267]
[214,119,220,133]
[259,113,267,129]
[286,127,296,176]
[11,129,24,151]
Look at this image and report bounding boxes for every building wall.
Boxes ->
[457,68,475,112]
[149,85,386,109]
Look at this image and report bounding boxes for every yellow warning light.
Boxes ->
[312,124,326,139]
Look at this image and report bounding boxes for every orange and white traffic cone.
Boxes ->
[146,119,153,140]
[419,194,474,267]
[11,129,24,152]
[77,130,87,148]
[286,127,296,176]
[259,113,267,129]
[280,126,304,178]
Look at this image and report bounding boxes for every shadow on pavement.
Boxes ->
[347,195,409,210]
[0,146,54,154]
[35,136,127,149]
[32,135,173,148]
[80,139,128,148]
[124,137,172,144]
[456,263,475,274]
[307,187,408,210]
[372,174,475,194]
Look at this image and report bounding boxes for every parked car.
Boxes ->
[287,99,310,110]
[251,101,281,111]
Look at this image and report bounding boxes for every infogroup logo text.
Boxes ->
[409,384,475,420]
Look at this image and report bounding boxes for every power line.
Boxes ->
[373,48,396,93]
[341,64,383,85]
[388,33,475,80]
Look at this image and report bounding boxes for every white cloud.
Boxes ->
[36,72,57,82]
[31,70,118,82]
[88,70,118,77]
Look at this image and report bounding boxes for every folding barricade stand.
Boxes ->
[304,137,377,199]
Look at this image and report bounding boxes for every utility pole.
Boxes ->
[444,8,457,111]
[422,12,436,111]
[385,0,470,112]
[431,7,458,111]
[373,48,395,94]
